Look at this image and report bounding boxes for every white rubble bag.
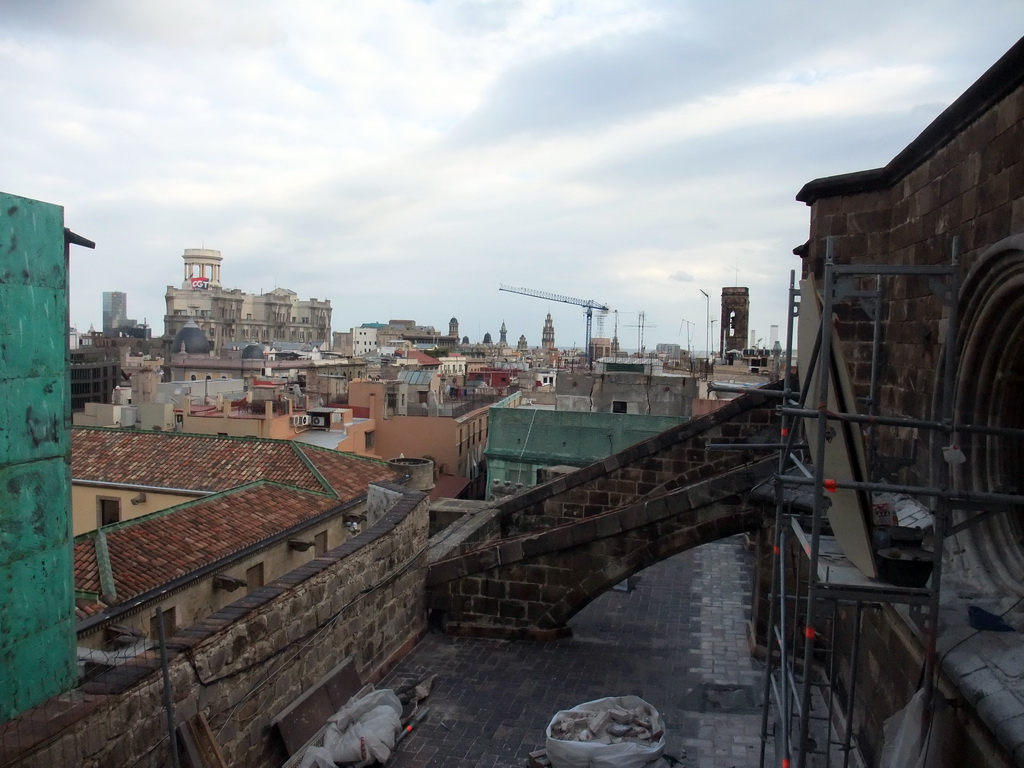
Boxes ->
[879,687,956,768]
[545,695,666,768]
[298,689,403,768]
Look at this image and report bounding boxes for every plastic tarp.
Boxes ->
[879,688,956,768]
[545,696,666,768]
[298,689,403,768]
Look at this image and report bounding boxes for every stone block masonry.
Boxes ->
[1,487,430,768]
[425,388,782,638]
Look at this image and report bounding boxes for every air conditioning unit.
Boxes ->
[291,414,310,427]
[310,414,329,429]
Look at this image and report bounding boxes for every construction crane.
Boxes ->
[499,284,610,369]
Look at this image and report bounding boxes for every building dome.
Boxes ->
[241,343,264,360]
[171,319,211,355]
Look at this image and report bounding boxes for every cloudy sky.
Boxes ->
[3,1,1021,354]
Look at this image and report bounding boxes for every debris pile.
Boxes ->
[549,703,662,745]
[545,696,666,768]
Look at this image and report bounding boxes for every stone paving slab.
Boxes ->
[382,535,768,768]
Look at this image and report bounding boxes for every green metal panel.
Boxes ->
[0,285,66,381]
[0,624,76,721]
[0,192,75,722]
[0,375,69,465]
[0,460,72,567]
[485,408,686,492]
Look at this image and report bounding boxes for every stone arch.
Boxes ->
[426,457,773,638]
[536,507,761,631]
[944,233,1024,593]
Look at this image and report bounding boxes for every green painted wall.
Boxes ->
[485,407,685,493]
[0,192,76,721]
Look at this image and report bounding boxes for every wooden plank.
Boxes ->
[271,656,363,756]
[177,713,228,768]
[798,279,877,578]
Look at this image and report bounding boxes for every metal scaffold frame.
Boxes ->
[742,236,1024,768]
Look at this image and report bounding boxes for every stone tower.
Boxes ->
[541,313,555,350]
[181,248,223,289]
[720,287,749,357]
[518,335,528,352]
[449,317,459,339]
[499,320,507,345]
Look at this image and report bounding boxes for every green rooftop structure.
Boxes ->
[0,193,90,721]
[485,402,685,495]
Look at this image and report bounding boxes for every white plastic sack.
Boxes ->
[545,695,666,768]
[298,689,403,768]
[879,687,955,768]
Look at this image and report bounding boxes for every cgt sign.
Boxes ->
[190,276,210,290]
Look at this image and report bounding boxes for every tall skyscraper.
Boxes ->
[102,291,127,334]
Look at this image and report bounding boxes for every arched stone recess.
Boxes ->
[944,233,1024,593]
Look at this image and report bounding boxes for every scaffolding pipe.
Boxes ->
[762,244,966,768]
[922,236,962,715]
[777,405,1024,439]
[773,473,1024,507]
[841,602,864,768]
[795,236,840,768]
[867,275,883,482]
[761,273,801,768]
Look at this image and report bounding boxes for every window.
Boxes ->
[150,606,177,640]
[98,497,121,527]
[246,563,264,593]
[314,531,328,556]
[612,401,628,414]
[365,430,376,450]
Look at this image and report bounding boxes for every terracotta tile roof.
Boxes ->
[75,538,101,595]
[75,595,107,620]
[71,428,392,494]
[407,350,441,366]
[105,484,333,601]
[72,429,402,623]
[300,445,398,497]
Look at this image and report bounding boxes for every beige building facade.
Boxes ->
[164,248,332,354]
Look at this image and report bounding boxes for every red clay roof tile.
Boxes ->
[72,430,402,618]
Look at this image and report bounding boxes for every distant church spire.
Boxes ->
[499,320,507,345]
[541,313,555,350]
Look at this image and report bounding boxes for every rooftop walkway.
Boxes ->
[383,534,766,768]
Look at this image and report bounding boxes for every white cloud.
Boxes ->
[1,0,1021,352]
